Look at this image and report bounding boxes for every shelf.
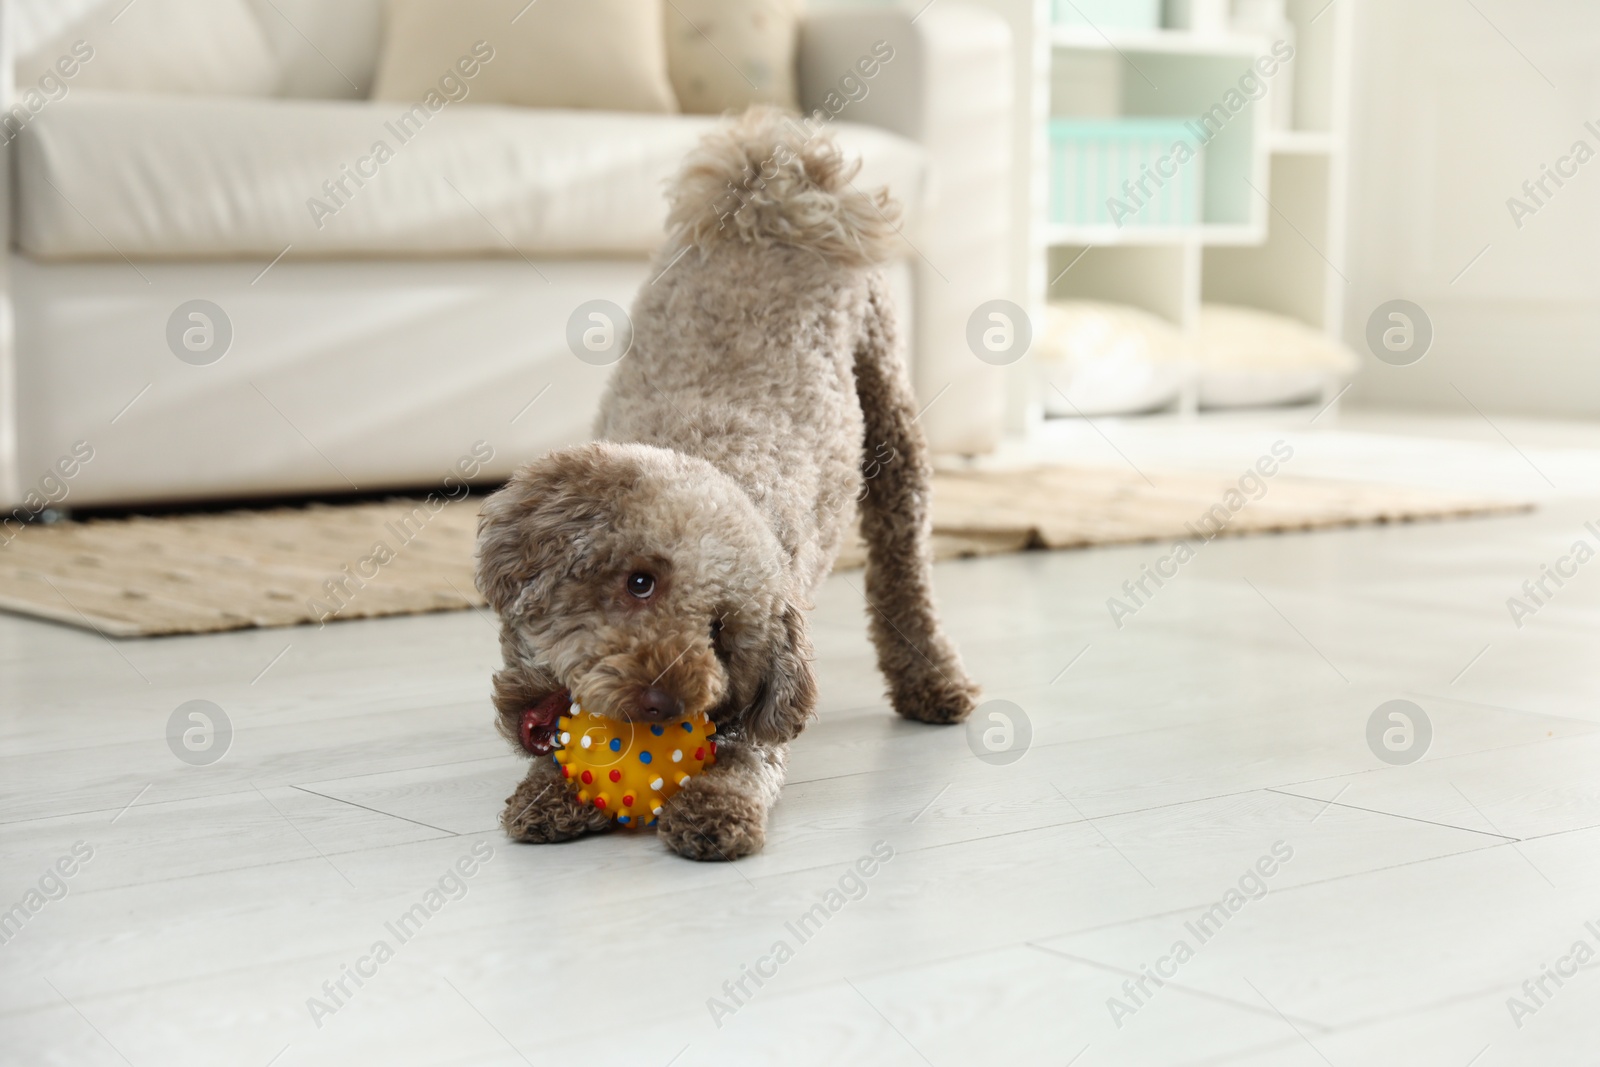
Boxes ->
[1049,26,1268,57]
[1268,130,1339,155]
[1040,223,1267,248]
[993,0,1353,434]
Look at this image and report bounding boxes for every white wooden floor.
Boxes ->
[4,412,1600,1066]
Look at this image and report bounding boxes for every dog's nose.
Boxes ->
[639,687,684,721]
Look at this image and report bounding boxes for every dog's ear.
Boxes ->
[744,603,817,746]
[475,447,609,618]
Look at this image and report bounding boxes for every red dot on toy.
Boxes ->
[695,747,705,760]
[595,795,607,809]
[623,794,635,806]
[580,770,593,784]
[609,769,621,782]
[561,766,571,778]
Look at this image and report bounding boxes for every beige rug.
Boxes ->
[0,467,1530,637]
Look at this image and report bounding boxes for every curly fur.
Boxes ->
[477,107,978,862]
[666,108,902,267]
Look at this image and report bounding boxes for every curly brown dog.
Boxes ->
[475,107,979,861]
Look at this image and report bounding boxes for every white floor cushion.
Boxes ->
[1196,304,1359,409]
[16,93,927,260]
[1036,301,1192,417]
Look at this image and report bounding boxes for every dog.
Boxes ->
[475,107,979,861]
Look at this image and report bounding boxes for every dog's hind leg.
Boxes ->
[851,274,981,725]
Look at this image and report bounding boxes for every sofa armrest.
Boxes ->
[798,4,1013,455]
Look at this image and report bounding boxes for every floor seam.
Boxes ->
[288,784,463,836]
[1261,788,1520,842]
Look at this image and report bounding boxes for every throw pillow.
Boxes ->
[665,0,801,115]
[372,0,679,114]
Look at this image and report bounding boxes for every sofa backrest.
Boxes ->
[8,0,101,59]
[7,0,386,99]
[243,0,384,98]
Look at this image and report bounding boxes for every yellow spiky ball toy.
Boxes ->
[553,701,717,827]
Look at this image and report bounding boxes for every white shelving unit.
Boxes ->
[973,0,1354,434]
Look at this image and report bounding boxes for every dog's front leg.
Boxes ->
[501,758,614,843]
[657,741,786,861]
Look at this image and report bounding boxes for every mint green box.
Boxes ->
[1052,0,1163,29]
[1048,119,1205,228]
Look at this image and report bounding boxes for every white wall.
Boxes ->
[1344,0,1600,418]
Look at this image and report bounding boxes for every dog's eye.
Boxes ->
[626,572,657,599]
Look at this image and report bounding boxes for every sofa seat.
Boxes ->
[17,92,928,261]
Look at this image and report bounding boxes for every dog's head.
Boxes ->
[476,442,815,749]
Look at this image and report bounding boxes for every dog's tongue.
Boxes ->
[518,690,570,755]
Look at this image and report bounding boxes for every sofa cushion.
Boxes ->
[16,93,927,260]
[666,0,802,115]
[373,0,678,114]
[13,0,282,97]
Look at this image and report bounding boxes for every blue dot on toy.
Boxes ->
[639,751,653,764]
[609,737,622,752]
[650,724,664,736]
[681,721,693,732]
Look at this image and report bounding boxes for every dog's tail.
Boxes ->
[666,105,902,268]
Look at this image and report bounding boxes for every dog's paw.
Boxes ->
[657,780,766,861]
[893,672,981,725]
[501,763,613,844]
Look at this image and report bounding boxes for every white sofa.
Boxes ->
[0,1,1012,512]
